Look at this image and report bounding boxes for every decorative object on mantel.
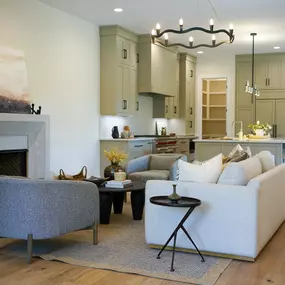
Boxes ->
[58,166,87,180]
[30,103,42,115]
[0,46,31,114]
[103,148,127,179]
[248,121,272,137]
[245,33,260,97]
[151,18,234,49]
[168,183,181,203]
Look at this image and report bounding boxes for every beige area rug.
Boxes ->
[0,204,231,285]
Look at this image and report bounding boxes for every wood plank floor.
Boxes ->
[1,224,285,285]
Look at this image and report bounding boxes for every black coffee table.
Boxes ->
[150,196,205,272]
[97,181,145,224]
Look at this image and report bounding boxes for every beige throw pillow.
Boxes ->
[177,153,223,183]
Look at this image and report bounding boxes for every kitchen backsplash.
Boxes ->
[100,95,168,138]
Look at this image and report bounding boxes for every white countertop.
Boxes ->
[194,138,285,144]
[100,138,155,142]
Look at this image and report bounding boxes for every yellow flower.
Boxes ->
[104,148,127,164]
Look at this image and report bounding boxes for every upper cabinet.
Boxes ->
[138,35,177,97]
[179,53,196,135]
[100,26,138,116]
[255,56,284,90]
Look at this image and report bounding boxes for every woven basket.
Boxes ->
[58,166,87,181]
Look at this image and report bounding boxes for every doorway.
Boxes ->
[202,78,227,138]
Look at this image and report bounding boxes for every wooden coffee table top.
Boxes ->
[97,181,145,193]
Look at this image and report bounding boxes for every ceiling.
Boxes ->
[39,0,285,57]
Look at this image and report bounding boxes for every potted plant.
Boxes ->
[248,121,272,136]
[103,148,127,179]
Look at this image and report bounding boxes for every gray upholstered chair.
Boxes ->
[0,177,99,263]
[126,154,187,182]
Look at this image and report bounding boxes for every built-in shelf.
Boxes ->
[202,78,227,137]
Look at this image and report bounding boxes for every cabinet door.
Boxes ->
[236,107,254,133]
[267,59,282,89]
[255,61,268,90]
[255,100,275,126]
[117,37,137,68]
[236,62,254,106]
[275,100,285,136]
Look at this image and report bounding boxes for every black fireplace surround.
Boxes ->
[0,149,27,177]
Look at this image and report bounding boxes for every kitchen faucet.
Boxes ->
[232,121,243,139]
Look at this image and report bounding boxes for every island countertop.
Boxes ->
[194,138,285,144]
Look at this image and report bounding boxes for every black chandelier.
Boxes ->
[244,33,260,97]
[151,18,235,49]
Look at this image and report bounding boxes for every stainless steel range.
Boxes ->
[135,135,177,154]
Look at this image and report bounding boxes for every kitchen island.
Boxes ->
[194,138,285,165]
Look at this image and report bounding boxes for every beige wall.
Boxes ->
[0,0,100,176]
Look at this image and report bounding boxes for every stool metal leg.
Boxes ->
[170,232,177,271]
[181,225,205,262]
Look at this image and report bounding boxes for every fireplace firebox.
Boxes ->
[0,149,27,177]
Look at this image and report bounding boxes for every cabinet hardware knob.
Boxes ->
[134,145,143,147]
[137,53,139,63]
[190,70,193,77]
[174,106,177,114]
[165,105,168,113]
[122,100,127,110]
[136,101,140,111]
[190,107,193,115]
[123,49,127,59]
[190,121,193,128]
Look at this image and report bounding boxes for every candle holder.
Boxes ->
[168,184,181,203]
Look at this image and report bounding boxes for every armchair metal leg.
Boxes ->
[27,234,33,264]
[93,224,98,245]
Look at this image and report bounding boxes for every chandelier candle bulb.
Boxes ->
[164,33,168,46]
[179,18,183,30]
[156,23,160,34]
[210,18,214,31]
[229,23,234,34]
[212,35,216,45]
[189,36,193,47]
[151,29,156,36]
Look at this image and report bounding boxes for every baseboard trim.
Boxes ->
[148,244,255,262]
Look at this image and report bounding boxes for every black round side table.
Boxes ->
[150,196,205,272]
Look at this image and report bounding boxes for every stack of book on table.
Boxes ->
[105,179,133,188]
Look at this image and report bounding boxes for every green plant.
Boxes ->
[248,121,272,134]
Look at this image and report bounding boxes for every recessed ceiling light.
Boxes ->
[197,51,204,54]
[273,46,280,50]
[114,8,123,12]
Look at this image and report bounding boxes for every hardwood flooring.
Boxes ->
[1,224,285,285]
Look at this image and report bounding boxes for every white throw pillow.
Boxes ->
[177,153,223,183]
[218,155,262,186]
[256,151,275,172]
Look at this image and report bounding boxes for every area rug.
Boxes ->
[0,204,231,285]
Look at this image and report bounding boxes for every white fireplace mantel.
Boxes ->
[0,113,50,179]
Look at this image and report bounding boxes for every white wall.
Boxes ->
[195,54,236,137]
[0,0,100,176]
[100,95,168,137]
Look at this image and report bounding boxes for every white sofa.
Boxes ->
[145,163,285,261]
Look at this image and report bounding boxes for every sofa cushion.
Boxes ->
[128,170,169,182]
[177,153,223,183]
[149,155,181,171]
[256,151,275,172]
[230,152,249,162]
[218,155,262,186]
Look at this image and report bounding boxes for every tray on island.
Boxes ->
[248,134,271,140]
[84,176,110,185]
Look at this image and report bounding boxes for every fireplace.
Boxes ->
[0,149,27,177]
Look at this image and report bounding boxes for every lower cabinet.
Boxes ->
[100,140,154,176]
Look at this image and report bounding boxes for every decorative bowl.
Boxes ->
[84,176,110,185]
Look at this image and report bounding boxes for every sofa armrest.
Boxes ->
[126,155,150,175]
[247,164,285,252]
[0,178,99,240]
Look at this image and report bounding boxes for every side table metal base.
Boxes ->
[156,206,205,272]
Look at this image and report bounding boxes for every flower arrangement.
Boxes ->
[104,148,127,165]
[248,121,272,135]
